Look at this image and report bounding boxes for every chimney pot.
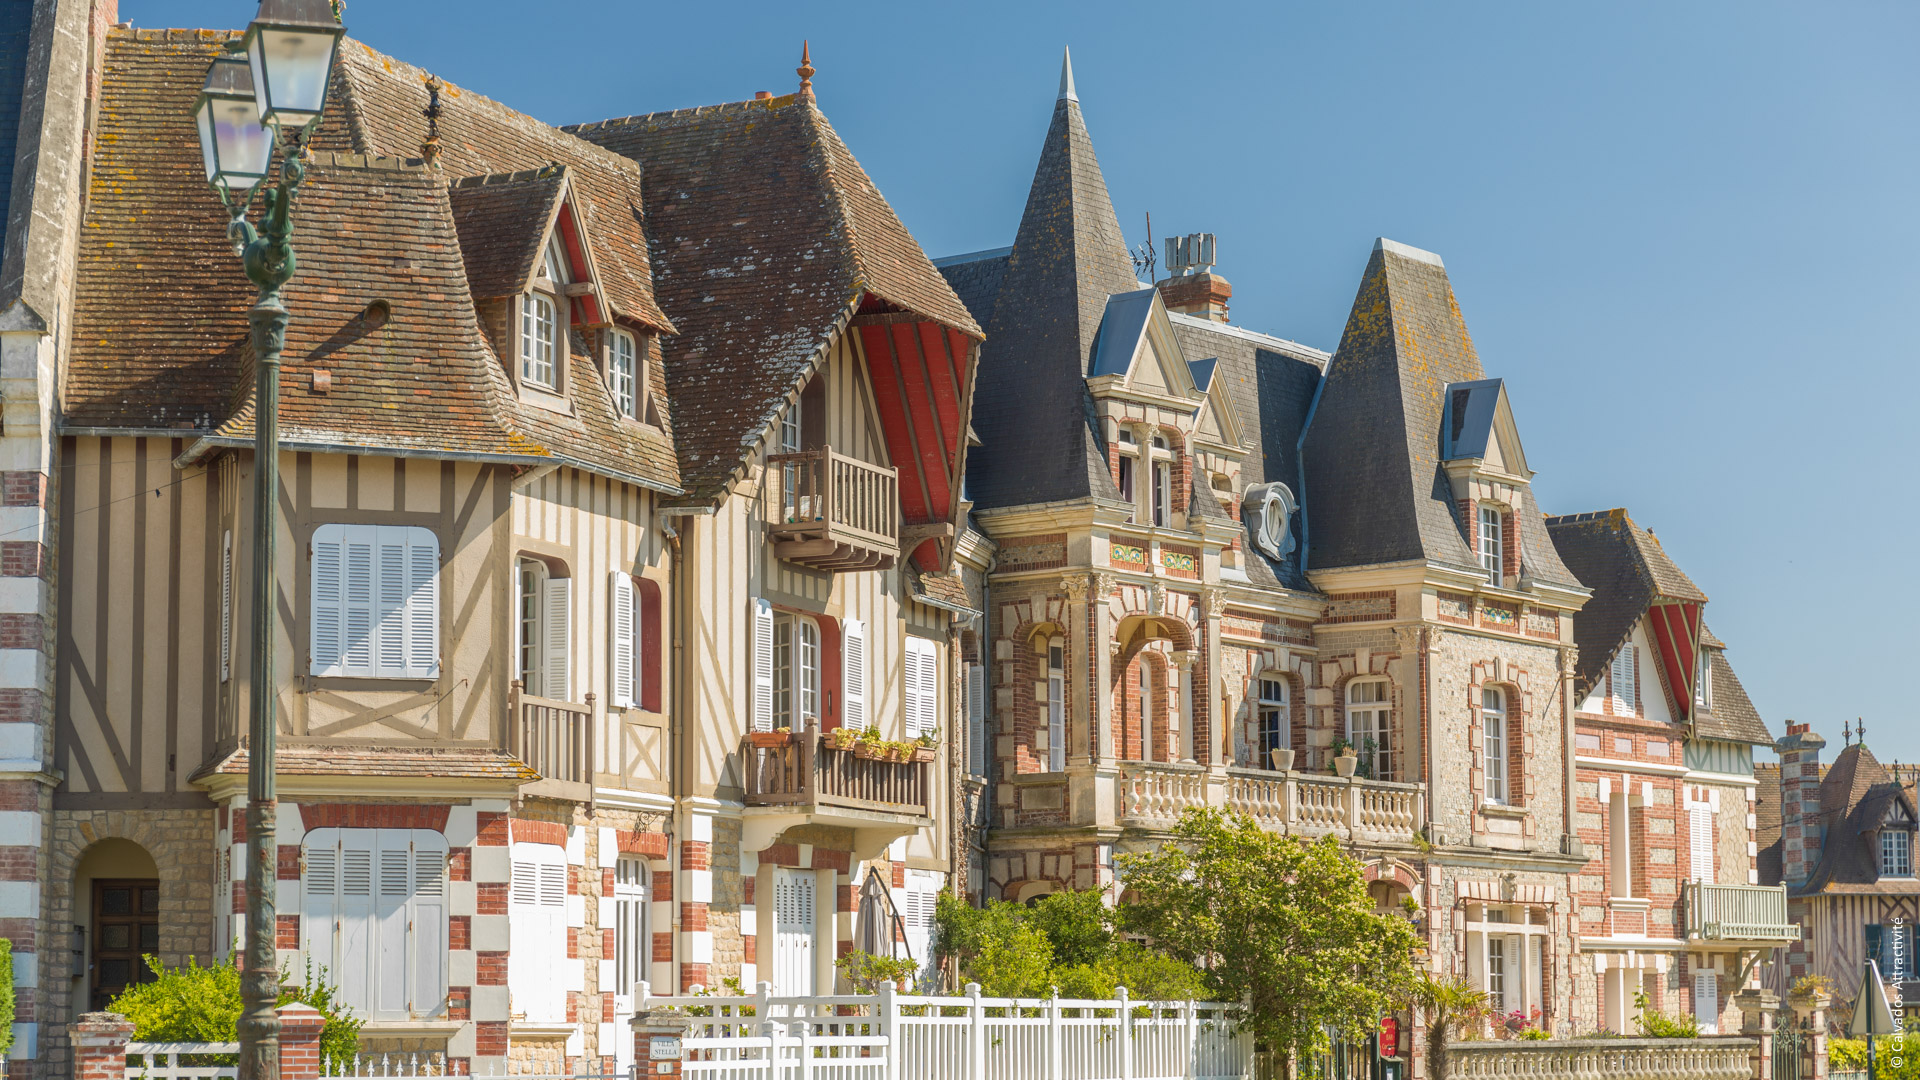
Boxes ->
[755,91,772,100]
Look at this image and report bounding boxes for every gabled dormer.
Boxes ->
[1441,378,1538,588]
[450,166,654,422]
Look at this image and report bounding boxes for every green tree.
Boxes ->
[108,956,363,1068]
[1118,807,1422,1074]
[0,937,14,1055]
[932,890,1206,1000]
[1407,972,1486,1080]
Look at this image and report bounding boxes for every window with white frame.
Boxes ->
[310,524,440,680]
[609,328,638,420]
[1483,686,1508,805]
[1046,638,1066,771]
[905,636,940,743]
[1138,660,1154,761]
[1256,678,1288,769]
[1695,651,1713,709]
[609,571,643,709]
[773,613,820,730]
[1882,830,1912,878]
[508,841,569,1023]
[302,828,447,1022]
[1153,460,1171,528]
[516,558,571,700]
[1347,678,1393,781]
[520,293,558,390]
[1486,936,1507,1012]
[1478,506,1503,581]
[612,855,650,999]
[1610,645,1637,717]
[752,602,861,734]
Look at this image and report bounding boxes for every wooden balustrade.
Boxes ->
[1685,882,1800,941]
[508,680,594,802]
[1121,763,1426,844]
[742,731,931,819]
[768,445,899,571]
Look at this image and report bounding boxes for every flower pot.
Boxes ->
[1333,753,1358,778]
[747,731,792,749]
[887,745,913,763]
[1269,748,1295,772]
[853,742,885,761]
[823,730,859,752]
[910,746,937,763]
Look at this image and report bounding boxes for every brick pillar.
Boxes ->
[1776,724,1827,888]
[276,1002,326,1080]
[70,1012,133,1080]
[1736,988,1780,1080]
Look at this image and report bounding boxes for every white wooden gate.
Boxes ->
[773,867,817,995]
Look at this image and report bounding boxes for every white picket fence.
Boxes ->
[643,982,1252,1080]
[123,985,1250,1080]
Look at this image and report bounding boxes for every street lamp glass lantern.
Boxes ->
[193,53,273,194]
[242,0,344,132]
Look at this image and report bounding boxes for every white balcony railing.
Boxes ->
[1119,763,1425,844]
[1684,882,1800,942]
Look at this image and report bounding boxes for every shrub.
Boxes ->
[109,956,362,1068]
[931,891,1207,1000]
[836,950,919,994]
[1633,990,1697,1038]
[0,938,13,1055]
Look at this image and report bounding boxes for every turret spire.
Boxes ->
[1058,46,1078,103]
[798,41,815,102]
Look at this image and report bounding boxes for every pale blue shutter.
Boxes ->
[311,533,344,675]
[406,535,439,678]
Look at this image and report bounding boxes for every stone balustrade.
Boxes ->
[1117,762,1425,844]
[1447,1036,1759,1080]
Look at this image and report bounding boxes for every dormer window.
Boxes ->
[609,329,637,419]
[520,294,557,390]
[1478,506,1503,581]
[1882,830,1912,878]
[1694,651,1713,709]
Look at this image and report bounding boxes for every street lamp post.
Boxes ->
[193,3,344,1077]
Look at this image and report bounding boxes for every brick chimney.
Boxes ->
[1776,721,1827,887]
[1156,232,1231,322]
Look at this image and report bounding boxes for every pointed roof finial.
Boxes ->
[1859,717,1867,745]
[1845,719,1854,746]
[798,41,815,102]
[421,75,443,167]
[1058,46,1078,103]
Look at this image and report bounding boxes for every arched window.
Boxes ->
[1482,686,1508,805]
[1046,636,1066,771]
[608,328,638,419]
[1257,678,1288,769]
[1346,679,1392,781]
[516,557,571,700]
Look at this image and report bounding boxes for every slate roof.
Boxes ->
[934,247,1012,330]
[1441,378,1503,461]
[1546,508,1707,695]
[569,93,980,504]
[961,63,1139,511]
[65,30,680,493]
[1168,313,1326,592]
[1755,761,1783,886]
[1301,240,1579,590]
[1798,742,1920,896]
[1089,289,1157,377]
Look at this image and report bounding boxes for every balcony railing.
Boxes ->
[742,732,931,820]
[1684,882,1800,942]
[1118,763,1425,845]
[508,681,594,802]
[768,444,898,571]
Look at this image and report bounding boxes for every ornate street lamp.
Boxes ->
[193,2,343,1077]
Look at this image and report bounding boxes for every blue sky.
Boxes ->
[134,1,1920,763]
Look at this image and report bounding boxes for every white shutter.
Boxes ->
[543,576,572,701]
[843,618,868,731]
[774,867,817,995]
[375,831,411,1018]
[611,572,636,708]
[338,830,375,1019]
[967,662,987,777]
[909,639,939,740]
[509,842,568,1023]
[1612,645,1636,716]
[409,837,447,1017]
[303,833,340,1003]
[311,534,344,675]
[406,538,439,678]
[343,531,375,674]
[375,539,409,677]
[1690,804,1714,881]
[220,531,233,682]
[1694,971,1719,1034]
[752,598,775,732]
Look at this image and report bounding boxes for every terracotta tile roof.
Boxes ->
[448,169,568,301]
[907,565,978,615]
[194,743,540,782]
[66,30,681,494]
[1546,508,1707,695]
[569,95,979,503]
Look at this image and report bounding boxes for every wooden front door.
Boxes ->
[92,879,159,1010]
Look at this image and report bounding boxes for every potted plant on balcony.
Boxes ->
[748,725,793,750]
[911,729,939,762]
[1330,737,1358,778]
[853,725,889,760]
[824,725,860,752]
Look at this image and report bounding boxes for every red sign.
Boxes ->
[1379,1016,1399,1058]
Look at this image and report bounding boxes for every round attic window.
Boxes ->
[1243,482,1297,561]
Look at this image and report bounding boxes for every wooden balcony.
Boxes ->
[768,445,898,571]
[739,730,932,856]
[1684,882,1799,943]
[508,681,595,802]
